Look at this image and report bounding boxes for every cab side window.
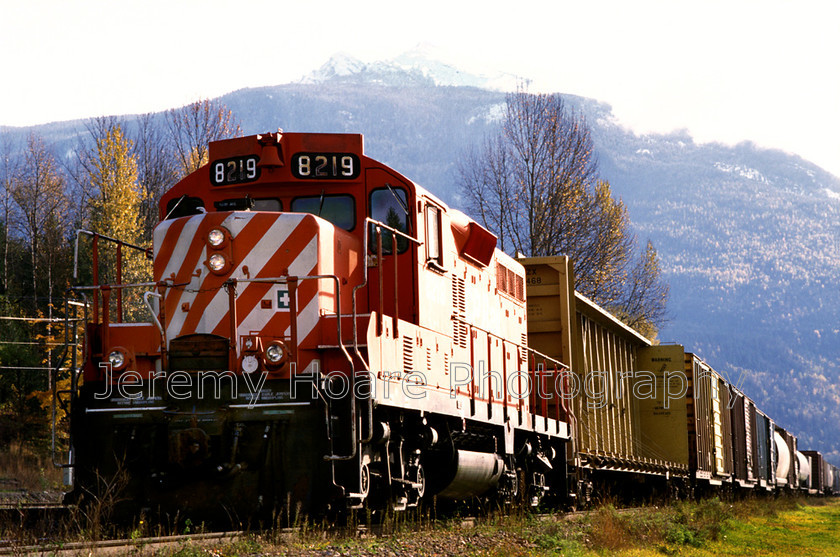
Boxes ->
[253,198,282,212]
[370,187,409,254]
[425,203,443,267]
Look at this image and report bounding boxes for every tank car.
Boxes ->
[773,424,799,492]
[64,132,572,522]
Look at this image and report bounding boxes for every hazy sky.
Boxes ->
[1,0,838,177]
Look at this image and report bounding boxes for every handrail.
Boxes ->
[73,229,153,324]
[143,291,165,339]
[51,291,91,472]
[451,314,573,436]
[351,218,421,443]
[73,229,152,278]
[50,295,74,469]
[450,314,568,366]
[352,217,421,353]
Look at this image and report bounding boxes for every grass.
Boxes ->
[3,485,840,556]
[0,442,64,494]
[142,497,829,556]
[611,497,840,557]
[697,497,840,556]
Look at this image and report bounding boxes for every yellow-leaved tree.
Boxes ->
[77,118,151,322]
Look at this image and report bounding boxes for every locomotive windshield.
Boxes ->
[291,194,355,230]
[165,195,205,219]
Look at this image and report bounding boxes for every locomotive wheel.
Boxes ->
[415,463,426,498]
[360,463,371,499]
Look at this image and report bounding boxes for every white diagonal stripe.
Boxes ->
[165,245,206,341]
[202,214,308,336]
[295,293,321,345]
[157,214,204,283]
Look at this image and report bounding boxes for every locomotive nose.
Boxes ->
[154,210,361,379]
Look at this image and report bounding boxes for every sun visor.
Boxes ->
[450,210,497,267]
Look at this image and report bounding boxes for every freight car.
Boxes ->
[61,132,572,522]
[774,424,800,491]
[56,131,836,523]
[521,255,840,501]
[521,256,689,503]
[800,450,837,495]
[518,256,810,500]
[751,405,775,491]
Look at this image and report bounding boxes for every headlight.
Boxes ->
[108,349,126,370]
[265,342,286,365]
[207,228,226,247]
[242,354,260,373]
[208,253,227,271]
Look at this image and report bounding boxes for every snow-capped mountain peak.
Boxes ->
[302,52,367,82]
[300,45,520,91]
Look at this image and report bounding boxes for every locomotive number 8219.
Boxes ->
[292,153,360,180]
[211,156,260,186]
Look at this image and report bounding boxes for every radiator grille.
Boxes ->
[403,335,414,372]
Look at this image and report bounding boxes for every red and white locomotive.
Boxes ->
[67,132,571,520]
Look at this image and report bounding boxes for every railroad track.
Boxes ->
[0,503,641,555]
[0,530,243,556]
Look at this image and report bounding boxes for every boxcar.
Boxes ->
[802,450,826,494]
[635,345,734,491]
[729,388,757,489]
[753,408,775,491]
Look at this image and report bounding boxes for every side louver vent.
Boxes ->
[452,276,468,349]
[403,335,414,372]
[496,262,525,301]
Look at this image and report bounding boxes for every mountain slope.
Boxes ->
[5,52,839,462]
